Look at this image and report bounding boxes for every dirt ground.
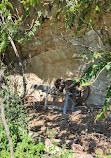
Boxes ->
[26,101,111,157]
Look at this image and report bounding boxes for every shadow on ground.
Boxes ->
[26,102,111,156]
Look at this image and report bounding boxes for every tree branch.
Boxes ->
[0,97,14,158]
[82,61,111,86]
[8,36,26,99]
[25,19,34,32]
[1,11,26,99]
[56,33,100,52]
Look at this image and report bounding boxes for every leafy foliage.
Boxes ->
[0,81,73,157]
[44,129,73,158]
[0,122,74,158]
[96,151,111,158]
[60,0,111,35]
[0,122,45,158]
[74,50,111,119]
[0,0,42,52]
[82,50,111,119]
[0,81,45,157]
[0,33,8,52]
[0,87,27,126]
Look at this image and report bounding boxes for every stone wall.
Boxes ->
[5,1,111,105]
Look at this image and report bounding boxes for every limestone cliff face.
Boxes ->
[6,1,111,105]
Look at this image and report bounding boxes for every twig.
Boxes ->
[0,97,14,158]
[53,32,100,52]
[25,19,34,31]
[15,8,20,19]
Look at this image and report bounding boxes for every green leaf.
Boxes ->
[107,74,110,78]
[6,2,14,10]
[56,8,62,17]
[106,64,111,70]
[72,56,79,59]
[91,58,94,63]
[14,20,19,25]
[20,0,29,5]
[81,82,92,86]
[95,6,100,13]
[73,79,80,84]
[5,9,9,17]
[94,53,101,59]
[96,111,105,119]
[0,3,5,9]
[30,0,34,5]
[35,20,41,26]
[80,52,87,56]
[80,78,86,84]
[20,1,24,3]
[38,11,42,18]
[92,65,97,68]
[7,13,11,20]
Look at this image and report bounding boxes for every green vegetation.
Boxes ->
[0,83,73,157]
[96,150,111,158]
[0,83,26,126]
[0,0,41,51]
[0,122,45,158]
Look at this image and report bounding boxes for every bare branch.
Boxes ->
[0,97,14,158]
[25,19,34,32]
[15,8,20,19]
[53,32,100,52]
[8,36,27,99]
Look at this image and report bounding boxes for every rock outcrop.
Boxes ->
[5,1,111,105]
